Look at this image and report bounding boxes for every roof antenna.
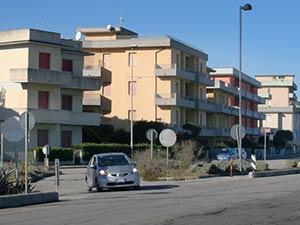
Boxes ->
[119,15,125,27]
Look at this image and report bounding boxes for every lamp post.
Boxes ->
[130,44,137,158]
[238,3,252,173]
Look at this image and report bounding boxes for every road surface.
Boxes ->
[1,168,300,225]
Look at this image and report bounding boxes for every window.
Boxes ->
[128,81,137,95]
[128,52,137,67]
[38,91,49,109]
[62,95,72,110]
[39,52,50,69]
[61,130,72,147]
[37,129,48,146]
[103,54,111,68]
[128,110,137,121]
[62,59,73,72]
[103,84,111,96]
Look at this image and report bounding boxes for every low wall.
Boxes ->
[0,192,59,209]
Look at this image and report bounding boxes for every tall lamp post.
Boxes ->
[130,44,137,158]
[238,3,252,172]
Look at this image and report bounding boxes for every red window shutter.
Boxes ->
[39,52,50,69]
[61,131,72,147]
[37,129,48,146]
[62,95,72,110]
[38,91,49,109]
[62,59,73,72]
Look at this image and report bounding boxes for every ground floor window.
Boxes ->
[37,129,48,146]
[61,130,72,147]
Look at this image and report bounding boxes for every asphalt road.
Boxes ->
[1,168,300,225]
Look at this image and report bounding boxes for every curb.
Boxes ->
[0,192,59,209]
[249,168,300,178]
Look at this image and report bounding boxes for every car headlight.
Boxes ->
[132,168,138,173]
[99,170,107,176]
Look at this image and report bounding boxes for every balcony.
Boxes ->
[28,108,100,126]
[101,95,112,114]
[10,68,100,90]
[214,128,231,137]
[200,128,215,137]
[289,92,297,101]
[260,80,297,90]
[155,64,214,86]
[83,93,101,106]
[196,99,215,112]
[155,93,195,108]
[83,66,111,84]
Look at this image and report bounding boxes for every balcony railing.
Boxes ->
[155,64,213,86]
[27,108,100,126]
[154,93,195,108]
[83,93,101,106]
[10,68,100,90]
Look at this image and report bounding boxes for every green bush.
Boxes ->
[31,147,73,162]
[256,162,269,171]
[285,160,299,168]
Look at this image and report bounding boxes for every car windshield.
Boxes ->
[98,155,131,167]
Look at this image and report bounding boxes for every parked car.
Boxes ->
[216,148,247,161]
[85,153,140,192]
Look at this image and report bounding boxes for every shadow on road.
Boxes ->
[140,184,179,191]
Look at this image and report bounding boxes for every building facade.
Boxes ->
[256,75,300,144]
[209,68,265,142]
[0,28,100,148]
[78,26,214,136]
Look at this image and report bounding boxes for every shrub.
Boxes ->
[133,150,165,181]
[256,162,269,171]
[285,160,299,168]
[31,147,73,162]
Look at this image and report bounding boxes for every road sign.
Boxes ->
[230,124,246,141]
[2,116,24,142]
[159,129,177,147]
[146,129,158,141]
[20,111,35,131]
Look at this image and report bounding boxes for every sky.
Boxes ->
[1,0,300,86]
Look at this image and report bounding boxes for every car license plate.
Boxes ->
[116,178,125,183]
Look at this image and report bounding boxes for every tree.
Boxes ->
[273,130,293,147]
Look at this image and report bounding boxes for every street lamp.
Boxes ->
[130,44,137,158]
[238,3,252,173]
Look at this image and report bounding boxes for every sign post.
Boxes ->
[146,129,158,160]
[230,124,246,172]
[261,128,270,162]
[55,159,60,193]
[159,129,177,168]
[0,124,3,169]
[20,111,35,194]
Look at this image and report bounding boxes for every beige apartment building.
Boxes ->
[0,28,100,148]
[256,75,300,145]
[78,26,215,139]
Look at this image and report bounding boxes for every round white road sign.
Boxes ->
[230,124,246,141]
[2,116,24,142]
[159,129,177,147]
[20,111,35,131]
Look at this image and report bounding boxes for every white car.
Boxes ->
[216,148,247,161]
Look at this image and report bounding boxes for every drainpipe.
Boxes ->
[154,48,165,121]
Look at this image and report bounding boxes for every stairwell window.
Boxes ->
[62,59,73,72]
[128,81,137,95]
[62,95,72,110]
[39,52,50,70]
[128,52,137,67]
[38,91,49,109]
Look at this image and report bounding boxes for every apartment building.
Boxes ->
[0,28,100,148]
[256,75,300,144]
[209,68,265,141]
[78,26,214,136]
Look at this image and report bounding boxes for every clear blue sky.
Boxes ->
[1,0,299,83]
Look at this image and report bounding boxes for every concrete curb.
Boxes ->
[249,168,300,178]
[0,192,59,209]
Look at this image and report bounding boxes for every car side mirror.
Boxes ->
[131,161,137,166]
[90,165,96,169]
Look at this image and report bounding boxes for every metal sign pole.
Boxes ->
[15,143,19,182]
[166,147,169,168]
[0,125,3,169]
[55,159,60,193]
[24,112,28,194]
[150,130,153,160]
[264,130,267,162]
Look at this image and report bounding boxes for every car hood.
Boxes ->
[103,165,134,174]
